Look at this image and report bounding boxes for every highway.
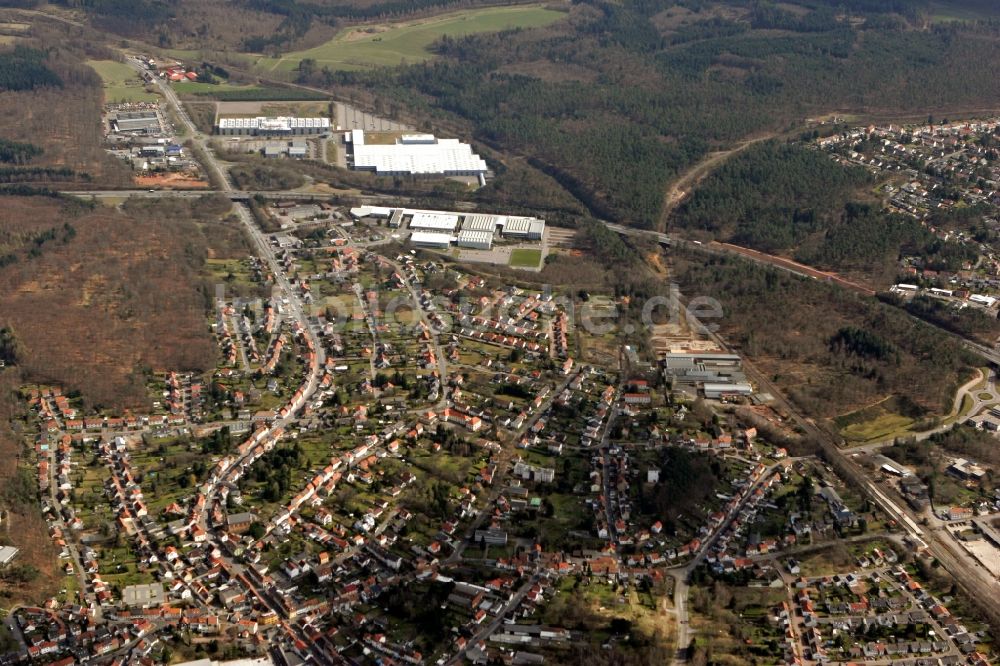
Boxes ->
[65,181,1000,367]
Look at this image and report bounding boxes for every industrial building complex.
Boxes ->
[216,116,331,136]
[350,205,546,253]
[111,110,162,135]
[347,130,488,177]
[663,352,754,400]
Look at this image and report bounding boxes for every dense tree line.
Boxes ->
[927,424,1000,468]
[672,250,976,417]
[245,442,305,501]
[0,139,42,165]
[882,293,1000,344]
[637,448,720,528]
[675,141,871,249]
[829,326,898,363]
[0,326,21,365]
[52,0,174,34]
[229,161,305,190]
[0,166,80,183]
[0,47,62,91]
[317,3,1000,228]
[673,142,971,284]
[794,203,974,281]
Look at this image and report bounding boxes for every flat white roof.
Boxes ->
[410,212,460,231]
[351,130,487,175]
[501,217,545,235]
[457,230,494,243]
[400,133,436,144]
[350,206,393,218]
[703,382,753,393]
[410,231,454,245]
[217,116,330,131]
[462,214,501,232]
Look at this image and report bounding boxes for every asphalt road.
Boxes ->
[126,60,339,664]
[56,67,1000,651]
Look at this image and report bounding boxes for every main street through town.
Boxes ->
[46,65,1000,663]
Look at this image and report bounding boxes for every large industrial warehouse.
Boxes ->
[456,230,494,250]
[409,212,460,232]
[348,129,487,177]
[350,206,546,247]
[409,231,453,249]
[216,116,331,136]
[501,217,546,240]
[461,214,500,232]
[112,111,162,134]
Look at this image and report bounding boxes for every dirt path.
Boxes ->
[656,134,776,233]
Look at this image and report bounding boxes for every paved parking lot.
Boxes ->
[335,102,411,132]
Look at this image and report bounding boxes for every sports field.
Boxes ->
[509,248,543,268]
[87,60,157,103]
[254,4,565,72]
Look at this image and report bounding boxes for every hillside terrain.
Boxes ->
[309,0,1000,229]
[0,24,131,187]
[0,1,998,662]
[672,141,975,287]
[0,194,239,410]
[671,248,978,420]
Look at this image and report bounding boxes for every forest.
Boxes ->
[637,447,721,532]
[308,1,1000,229]
[674,141,872,249]
[50,0,174,36]
[671,248,977,420]
[674,142,974,286]
[0,194,238,409]
[793,203,975,286]
[0,31,131,186]
[0,47,62,92]
[881,292,1000,345]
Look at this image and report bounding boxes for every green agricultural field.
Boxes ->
[926,0,1000,22]
[255,4,565,72]
[172,81,261,95]
[170,81,328,101]
[839,412,914,444]
[87,59,158,103]
[509,248,543,268]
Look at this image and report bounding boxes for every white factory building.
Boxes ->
[348,129,488,177]
[501,217,546,240]
[409,231,454,249]
[349,206,544,249]
[457,230,494,250]
[217,116,331,136]
[409,212,460,232]
[462,214,501,232]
